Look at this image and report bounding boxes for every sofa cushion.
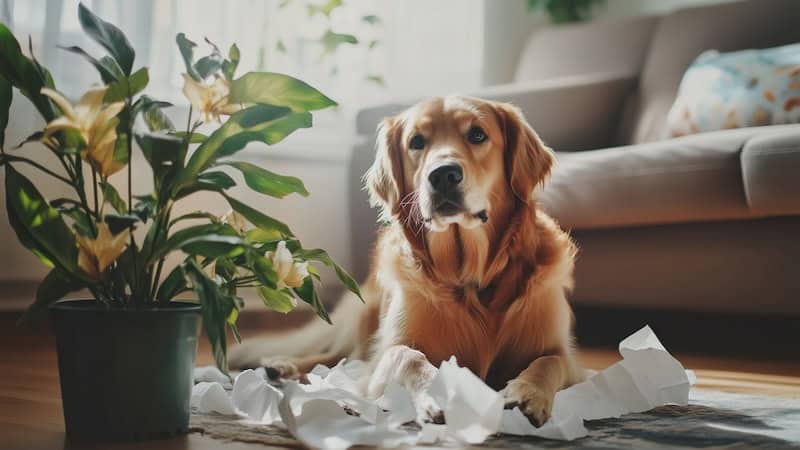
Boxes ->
[618,0,800,145]
[539,125,800,230]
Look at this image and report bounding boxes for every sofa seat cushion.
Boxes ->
[539,125,800,230]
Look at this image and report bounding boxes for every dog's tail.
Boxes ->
[227,289,368,370]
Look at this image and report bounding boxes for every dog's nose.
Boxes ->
[428,164,463,192]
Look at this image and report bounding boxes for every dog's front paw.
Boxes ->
[416,393,445,424]
[258,357,300,380]
[504,379,554,427]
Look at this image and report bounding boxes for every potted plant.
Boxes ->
[0,3,361,441]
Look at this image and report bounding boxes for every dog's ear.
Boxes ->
[364,116,404,221]
[494,103,555,203]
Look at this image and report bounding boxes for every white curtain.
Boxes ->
[1,0,388,134]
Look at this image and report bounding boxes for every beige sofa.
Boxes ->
[348,0,800,315]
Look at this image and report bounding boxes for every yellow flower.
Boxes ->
[205,209,249,278]
[265,241,309,290]
[220,209,248,234]
[41,87,125,177]
[76,222,130,278]
[182,74,242,123]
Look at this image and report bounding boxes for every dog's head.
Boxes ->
[365,96,554,231]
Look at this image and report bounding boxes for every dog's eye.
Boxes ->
[409,134,426,150]
[467,126,487,144]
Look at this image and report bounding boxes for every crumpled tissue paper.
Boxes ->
[191,325,693,449]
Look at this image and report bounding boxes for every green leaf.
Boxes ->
[103,213,139,234]
[98,55,125,79]
[176,170,236,198]
[149,223,237,264]
[181,235,248,260]
[195,54,222,79]
[4,165,87,278]
[171,131,207,143]
[228,307,242,343]
[104,67,148,103]
[213,257,238,281]
[222,161,309,199]
[58,203,94,237]
[156,265,187,302]
[28,37,54,90]
[251,254,278,288]
[177,105,311,187]
[361,14,381,24]
[319,30,358,55]
[77,2,135,75]
[136,95,175,132]
[293,277,330,323]
[134,131,183,192]
[0,74,10,149]
[307,0,342,17]
[131,194,156,222]
[256,286,295,313]
[222,43,240,80]
[101,181,126,213]
[112,131,130,167]
[0,24,55,120]
[275,40,287,54]
[184,258,235,373]
[58,45,119,83]
[229,72,336,112]
[169,211,218,227]
[296,248,362,301]
[245,227,284,243]
[224,194,292,237]
[176,33,200,80]
[19,268,85,325]
[366,74,385,86]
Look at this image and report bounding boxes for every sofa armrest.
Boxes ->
[741,126,800,217]
[355,72,637,151]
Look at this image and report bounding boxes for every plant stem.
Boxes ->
[122,85,140,307]
[75,159,97,235]
[0,155,73,184]
[150,106,194,304]
[91,169,99,217]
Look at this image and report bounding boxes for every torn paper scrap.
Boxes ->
[193,365,232,389]
[427,356,505,444]
[552,324,690,422]
[279,382,418,449]
[191,382,235,415]
[191,325,692,448]
[499,407,587,441]
[232,369,284,423]
[500,325,691,440]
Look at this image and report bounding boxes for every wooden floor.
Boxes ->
[1,316,798,450]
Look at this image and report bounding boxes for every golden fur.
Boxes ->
[229,96,584,426]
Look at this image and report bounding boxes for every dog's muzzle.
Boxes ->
[428,164,464,216]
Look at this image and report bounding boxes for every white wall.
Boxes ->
[381,0,486,99]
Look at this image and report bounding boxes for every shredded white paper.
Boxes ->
[192,325,694,449]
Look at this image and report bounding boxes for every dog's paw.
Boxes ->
[416,393,445,424]
[503,379,554,427]
[258,357,300,380]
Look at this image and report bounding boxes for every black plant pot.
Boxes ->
[49,299,201,441]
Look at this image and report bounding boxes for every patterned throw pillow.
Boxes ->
[666,43,800,137]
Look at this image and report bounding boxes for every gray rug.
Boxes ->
[190,389,800,449]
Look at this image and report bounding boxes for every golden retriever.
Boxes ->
[229,95,584,426]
